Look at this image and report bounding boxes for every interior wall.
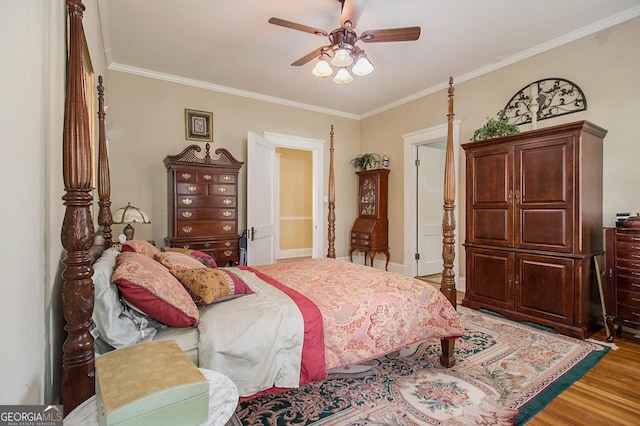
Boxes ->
[360,16,640,272]
[105,71,361,258]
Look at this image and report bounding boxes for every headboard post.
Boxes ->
[441,77,457,306]
[327,125,336,258]
[61,0,96,413]
[97,75,113,247]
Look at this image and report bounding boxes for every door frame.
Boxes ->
[402,120,463,290]
[264,132,325,259]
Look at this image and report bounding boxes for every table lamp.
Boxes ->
[112,202,151,240]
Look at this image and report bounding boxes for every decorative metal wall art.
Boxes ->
[503,78,587,127]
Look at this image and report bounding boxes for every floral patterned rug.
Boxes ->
[233,306,608,425]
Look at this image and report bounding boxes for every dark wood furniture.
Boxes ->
[60,1,460,408]
[164,144,243,266]
[349,168,390,270]
[462,121,607,339]
[605,226,640,341]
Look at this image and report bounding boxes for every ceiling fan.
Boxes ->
[268,0,421,84]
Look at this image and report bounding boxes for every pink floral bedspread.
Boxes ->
[253,258,464,369]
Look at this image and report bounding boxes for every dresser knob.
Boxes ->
[182,226,192,233]
[203,174,212,180]
[224,250,232,256]
[218,187,227,193]
[182,198,193,205]
[222,175,231,181]
[181,173,191,179]
[223,211,231,217]
[204,242,211,247]
[188,186,196,192]
[183,245,190,249]
[223,199,232,205]
[182,211,192,218]
[223,225,231,232]
[224,241,231,247]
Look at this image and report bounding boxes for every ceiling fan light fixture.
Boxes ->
[312,58,333,77]
[333,68,353,84]
[352,55,374,76]
[331,48,353,67]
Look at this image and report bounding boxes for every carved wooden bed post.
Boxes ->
[97,76,113,248]
[61,0,95,413]
[440,77,457,367]
[327,125,336,258]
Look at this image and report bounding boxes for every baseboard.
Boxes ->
[277,248,312,259]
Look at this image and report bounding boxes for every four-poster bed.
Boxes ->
[60,0,460,415]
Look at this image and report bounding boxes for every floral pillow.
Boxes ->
[170,268,253,306]
[155,251,207,272]
[161,246,217,268]
[112,251,199,327]
[121,239,161,259]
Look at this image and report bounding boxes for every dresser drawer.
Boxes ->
[208,183,236,196]
[176,239,238,251]
[617,304,640,322]
[617,290,640,307]
[615,231,640,244]
[177,196,236,208]
[176,171,197,182]
[616,275,640,292]
[197,172,215,182]
[617,257,640,269]
[176,182,207,195]
[616,241,640,252]
[177,208,236,221]
[217,174,236,184]
[176,221,237,237]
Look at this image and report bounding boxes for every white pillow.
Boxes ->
[91,247,157,352]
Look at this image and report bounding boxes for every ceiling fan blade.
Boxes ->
[340,0,368,29]
[268,17,328,36]
[360,27,421,43]
[291,47,329,66]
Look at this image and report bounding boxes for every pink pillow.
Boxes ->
[122,239,161,259]
[112,252,199,327]
[161,247,217,268]
[155,252,207,272]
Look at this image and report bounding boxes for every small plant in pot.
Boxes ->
[471,110,520,142]
[350,153,381,171]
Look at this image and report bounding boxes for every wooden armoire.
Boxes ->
[462,121,607,338]
[164,144,244,266]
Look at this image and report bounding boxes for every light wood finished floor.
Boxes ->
[417,274,640,425]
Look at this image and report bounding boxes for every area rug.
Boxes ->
[233,306,609,425]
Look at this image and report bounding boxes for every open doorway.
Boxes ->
[275,147,313,260]
[402,121,461,290]
[264,132,325,258]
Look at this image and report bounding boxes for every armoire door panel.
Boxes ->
[470,149,511,204]
[519,209,570,252]
[467,249,513,309]
[471,209,510,245]
[516,254,574,324]
[517,139,572,204]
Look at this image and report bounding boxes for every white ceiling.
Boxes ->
[98,0,640,118]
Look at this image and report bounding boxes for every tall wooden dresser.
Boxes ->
[164,144,244,266]
[462,121,607,338]
[349,168,390,270]
[605,225,640,341]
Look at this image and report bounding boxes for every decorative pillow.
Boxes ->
[171,268,254,306]
[122,239,161,259]
[161,246,217,268]
[112,251,199,327]
[155,251,207,272]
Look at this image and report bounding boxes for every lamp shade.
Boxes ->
[312,58,333,77]
[330,48,353,67]
[112,202,151,240]
[333,68,353,84]
[352,56,374,76]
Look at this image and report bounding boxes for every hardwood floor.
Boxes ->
[417,274,640,425]
[528,328,640,426]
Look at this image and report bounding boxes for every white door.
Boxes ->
[247,132,276,266]
[417,143,446,276]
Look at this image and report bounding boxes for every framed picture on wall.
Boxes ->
[185,109,213,142]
